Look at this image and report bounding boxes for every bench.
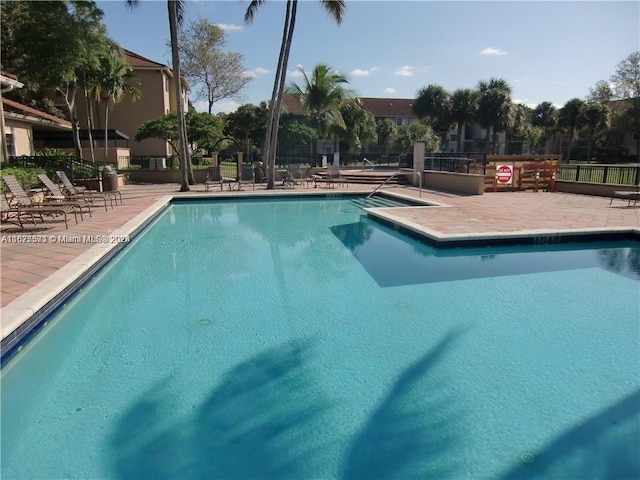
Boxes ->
[610,190,640,207]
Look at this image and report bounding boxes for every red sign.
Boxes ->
[496,164,513,184]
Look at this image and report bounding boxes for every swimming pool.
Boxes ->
[2,197,639,479]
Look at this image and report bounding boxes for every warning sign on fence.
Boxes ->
[496,164,513,184]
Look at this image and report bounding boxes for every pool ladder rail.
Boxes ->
[364,171,422,207]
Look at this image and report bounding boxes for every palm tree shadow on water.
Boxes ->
[499,389,640,480]
[110,330,468,479]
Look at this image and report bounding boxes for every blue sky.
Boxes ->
[96,1,639,113]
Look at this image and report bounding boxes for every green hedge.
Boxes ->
[0,166,47,193]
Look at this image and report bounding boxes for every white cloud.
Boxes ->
[216,23,242,32]
[244,67,270,78]
[350,68,371,77]
[394,66,413,77]
[288,69,304,78]
[212,100,241,114]
[371,66,380,72]
[385,87,397,94]
[513,98,536,108]
[480,47,507,56]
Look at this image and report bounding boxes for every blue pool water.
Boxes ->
[2,197,639,479]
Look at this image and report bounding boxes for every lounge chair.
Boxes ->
[2,175,84,223]
[610,188,640,207]
[37,173,93,218]
[1,179,77,229]
[56,170,121,209]
[237,164,255,191]
[204,166,235,191]
[312,164,348,189]
[286,164,309,188]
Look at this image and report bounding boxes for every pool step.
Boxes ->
[350,195,410,208]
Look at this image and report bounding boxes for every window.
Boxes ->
[4,133,15,156]
[396,117,409,127]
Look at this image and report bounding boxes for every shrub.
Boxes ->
[0,166,47,193]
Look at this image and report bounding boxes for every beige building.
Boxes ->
[1,71,72,162]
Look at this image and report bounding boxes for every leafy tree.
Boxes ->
[477,78,512,153]
[558,98,586,160]
[127,0,191,190]
[135,111,224,154]
[610,51,640,164]
[1,1,109,158]
[178,19,252,114]
[582,102,609,161]
[276,113,317,155]
[524,126,545,154]
[449,88,477,153]
[587,80,614,104]
[393,122,439,154]
[224,102,268,156]
[245,0,346,189]
[285,63,355,159]
[335,99,377,153]
[413,84,451,137]
[376,119,396,155]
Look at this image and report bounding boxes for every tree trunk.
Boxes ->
[104,103,109,163]
[457,123,463,153]
[61,83,82,158]
[484,126,491,154]
[83,83,96,163]
[168,0,190,192]
[268,0,297,183]
[263,0,293,189]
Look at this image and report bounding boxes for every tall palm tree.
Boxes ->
[89,51,141,163]
[449,88,477,153]
[559,98,586,161]
[286,63,354,158]
[413,84,451,146]
[531,101,558,154]
[582,102,609,161]
[245,0,346,189]
[477,78,512,154]
[127,0,191,191]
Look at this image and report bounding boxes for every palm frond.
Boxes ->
[321,0,346,24]
[244,0,267,24]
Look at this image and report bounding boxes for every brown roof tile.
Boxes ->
[2,98,71,127]
[281,94,417,118]
[123,49,167,69]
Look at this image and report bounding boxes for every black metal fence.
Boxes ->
[424,153,488,174]
[7,155,100,182]
[556,164,640,186]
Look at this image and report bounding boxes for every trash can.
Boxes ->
[102,166,118,192]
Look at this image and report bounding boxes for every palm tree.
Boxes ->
[286,63,355,158]
[559,98,586,161]
[582,102,609,161]
[127,0,191,191]
[89,50,141,163]
[413,84,451,146]
[531,101,558,154]
[477,78,512,154]
[449,88,477,153]
[245,0,346,189]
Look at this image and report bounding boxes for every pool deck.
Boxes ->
[1,181,639,343]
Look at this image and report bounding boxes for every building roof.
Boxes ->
[2,97,71,128]
[123,49,168,69]
[281,94,417,118]
[359,98,416,117]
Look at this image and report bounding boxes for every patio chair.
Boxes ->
[286,164,310,188]
[237,164,255,191]
[56,170,120,209]
[2,175,84,223]
[609,188,640,207]
[312,164,348,189]
[1,178,77,229]
[37,174,93,218]
[204,166,235,192]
